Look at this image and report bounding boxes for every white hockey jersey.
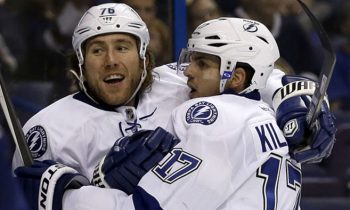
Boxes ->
[13,63,190,179]
[13,63,285,179]
[63,91,301,210]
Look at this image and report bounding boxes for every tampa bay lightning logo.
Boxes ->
[25,125,47,158]
[243,22,258,32]
[186,101,218,125]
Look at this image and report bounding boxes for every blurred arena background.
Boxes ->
[1,0,350,209]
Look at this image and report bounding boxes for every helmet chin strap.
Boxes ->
[123,58,147,106]
[219,79,227,94]
[219,73,253,95]
[70,58,147,105]
[71,59,147,107]
[70,65,99,104]
[238,86,253,94]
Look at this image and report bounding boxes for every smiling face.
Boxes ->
[83,33,142,106]
[184,52,221,99]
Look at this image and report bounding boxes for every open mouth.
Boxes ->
[104,74,124,84]
[187,82,197,95]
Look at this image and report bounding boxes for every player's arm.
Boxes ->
[92,127,180,194]
[14,160,90,210]
[270,74,336,163]
[14,160,147,210]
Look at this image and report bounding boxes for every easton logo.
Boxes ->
[25,125,47,158]
[92,165,106,188]
[39,164,64,209]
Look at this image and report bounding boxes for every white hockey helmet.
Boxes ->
[71,3,150,105]
[180,17,280,93]
[72,3,150,65]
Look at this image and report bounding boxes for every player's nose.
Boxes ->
[105,51,119,69]
[184,63,194,78]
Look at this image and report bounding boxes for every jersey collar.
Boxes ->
[222,89,261,101]
[73,91,140,112]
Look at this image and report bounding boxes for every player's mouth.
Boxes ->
[104,74,124,84]
[187,82,197,98]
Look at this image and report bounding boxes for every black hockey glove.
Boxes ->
[273,75,336,163]
[14,160,90,210]
[92,127,180,194]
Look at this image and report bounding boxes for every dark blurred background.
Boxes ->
[1,0,350,209]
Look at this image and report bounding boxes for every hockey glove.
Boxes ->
[14,160,90,210]
[92,127,180,195]
[273,75,336,163]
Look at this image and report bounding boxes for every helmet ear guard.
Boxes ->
[181,17,280,93]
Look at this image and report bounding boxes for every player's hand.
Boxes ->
[273,75,336,163]
[92,127,180,195]
[15,160,89,210]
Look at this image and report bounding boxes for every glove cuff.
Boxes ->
[38,164,89,210]
[92,156,110,188]
[272,80,316,111]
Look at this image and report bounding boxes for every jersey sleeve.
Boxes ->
[260,68,285,108]
[63,186,135,210]
[13,98,113,179]
[12,117,54,170]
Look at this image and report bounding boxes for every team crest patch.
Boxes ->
[25,125,48,158]
[186,101,218,125]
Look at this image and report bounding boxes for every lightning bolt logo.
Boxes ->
[192,106,210,119]
[25,125,48,158]
[186,101,218,125]
[28,132,41,151]
[243,23,258,32]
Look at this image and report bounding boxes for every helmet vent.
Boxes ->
[256,36,268,44]
[205,35,220,40]
[77,27,90,34]
[128,23,143,29]
[208,43,227,47]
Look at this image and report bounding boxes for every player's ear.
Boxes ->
[227,67,246,92]
[140,51,152,71]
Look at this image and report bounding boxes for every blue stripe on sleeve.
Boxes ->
[132,186,163,210]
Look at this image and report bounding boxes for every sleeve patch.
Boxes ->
[185,101,218,125]
[25,125,47,158]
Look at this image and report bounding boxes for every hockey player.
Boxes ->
[13,2,333,179]
[12,3,189,179]
[14,17,335,210]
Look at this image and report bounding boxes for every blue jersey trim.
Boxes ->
[132,186,163,210]
[73,92,117,112]
[222,89,261,101]
[73,91,142,112]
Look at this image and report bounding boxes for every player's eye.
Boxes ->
[195,59,209,69]
[92,48,104,54]
[117,46,129,52]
